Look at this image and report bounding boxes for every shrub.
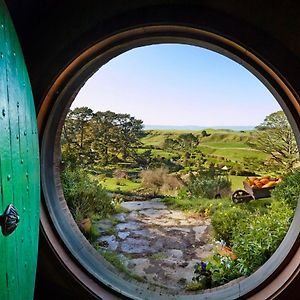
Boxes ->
[61,167,115,222]
[207,254,246,287]
[211,206,249,245]
[140,167,183,195]
[231,200,293,273]
[202,200,294,288]
[187,168,231,199]
[272,169,300,209]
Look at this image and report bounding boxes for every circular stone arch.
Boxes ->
[37,8,300,300]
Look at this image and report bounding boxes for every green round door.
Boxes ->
[0,1,40,299]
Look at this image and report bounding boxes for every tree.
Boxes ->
[201,130,211,137]
[91,111,143,164]
[114,113,144,160]
[177,133,199,150]
[62,107,144,167]
[253,111,299,172]
[61,107,94,167]
[163,138,179,150]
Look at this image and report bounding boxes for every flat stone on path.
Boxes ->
[98,235,119,251]
[116,221,140,231]
[113,213,127,222]
[166,249,183,260]
[97,219,113,232]
[118,232,130,240]
[193,225,209,241]
[121,199,166,211]
[127,258,150,277]
[139,208,170,218]
[121,238,151,254]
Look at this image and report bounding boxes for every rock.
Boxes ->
[121,238,151,254]
[127,258,150,276]
[127,211,139,220]
[161,259,177,268]
[178,261,188,268]
[131,229,149,238]
[97,219,113,232]
[121,199,166,211]
[113,213,127,222]
[151,238,165,252]
[169,210,186,220]
[98,235,119,251]
[118,232,130,240]
[193,225,208,241]
[116,221,140,231]
[139,208,170,218]
[166,227,191,234]
[166,249,183,260]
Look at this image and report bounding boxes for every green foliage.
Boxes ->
[207,254,246,287]
[211,206,249,245]
[62,107,144,167]
[60,167,115,222]
[231,200,293,272]
[252,111,299,172]
[187,166,231,199]
[272,169,300,209]
[186,199,294,289]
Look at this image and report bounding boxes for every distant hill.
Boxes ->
[144,125,255,131]
[140,128,268,165]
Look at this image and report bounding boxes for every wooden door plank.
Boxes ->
[0,1,40,299]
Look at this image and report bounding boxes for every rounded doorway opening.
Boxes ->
[39,25,300,300]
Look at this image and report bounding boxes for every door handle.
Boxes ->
[0,204,20,236]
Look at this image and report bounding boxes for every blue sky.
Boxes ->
[72,44,281,127]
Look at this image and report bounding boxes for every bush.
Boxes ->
[61,168,115,222]
[202,200,294,288]
[231,200,293,273]
[272,169,300,209]
[211,206,249,245]
[187,168,231,199]
[140,167,183,195]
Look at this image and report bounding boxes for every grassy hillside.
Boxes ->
[141,129,268,168]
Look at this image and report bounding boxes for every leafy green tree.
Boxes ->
[178,133,199,150]
[91,111,118,165]
[62,108,144,167]
[62,107,94,167]
[163,138,179,150]
[115,113,144,160]
[252,111,299,172]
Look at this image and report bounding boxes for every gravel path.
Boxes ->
[95,198,214,291]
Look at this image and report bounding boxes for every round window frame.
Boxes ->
[39,25,300,300]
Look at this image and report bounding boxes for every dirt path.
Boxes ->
[95,198,214,291]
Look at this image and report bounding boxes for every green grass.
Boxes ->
[229,175,245,190]
[97,177,141,192]
[141,129,266,166]
[201,142,250,148]
[164,194,273,215]
[99,250,145,282]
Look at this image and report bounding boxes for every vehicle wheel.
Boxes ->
[232,190,253,203]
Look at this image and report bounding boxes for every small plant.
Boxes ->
[61,167,116,222]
